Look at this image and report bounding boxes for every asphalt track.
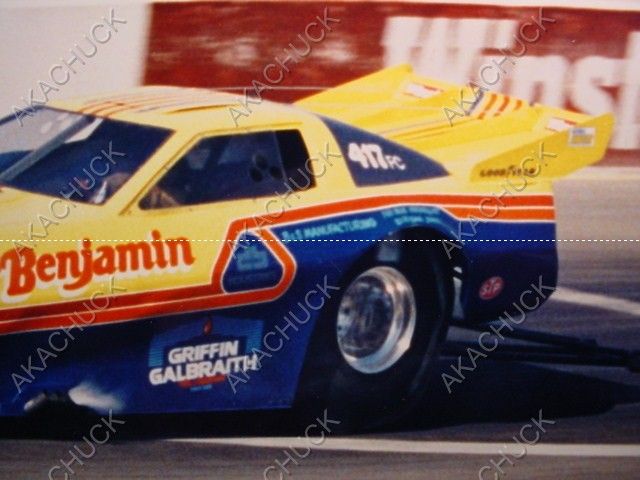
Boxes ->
[1,168,639,479]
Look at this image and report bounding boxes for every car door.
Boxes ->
[121,126,321,317]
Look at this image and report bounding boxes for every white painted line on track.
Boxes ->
[169,437,640,458]
[552,287,640,317]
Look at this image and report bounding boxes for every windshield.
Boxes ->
[0,107,172,204]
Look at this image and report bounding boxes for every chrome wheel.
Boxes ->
[336,266,417,374]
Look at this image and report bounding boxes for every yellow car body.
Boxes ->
[0,65,613,417]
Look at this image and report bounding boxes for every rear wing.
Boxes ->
[297,65,614,182]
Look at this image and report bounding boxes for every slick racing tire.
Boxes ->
[296,239,452,432]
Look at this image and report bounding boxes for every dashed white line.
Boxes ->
[169,437,640,458]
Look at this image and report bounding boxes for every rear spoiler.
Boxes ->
[297,65,614,182]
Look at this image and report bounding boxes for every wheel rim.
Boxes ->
[336,266,417,374]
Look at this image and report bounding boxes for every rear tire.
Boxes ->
[297,240,452,432]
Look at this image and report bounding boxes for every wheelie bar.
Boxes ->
[446,321,640,372]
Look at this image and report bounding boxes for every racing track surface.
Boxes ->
[1,168,639,479]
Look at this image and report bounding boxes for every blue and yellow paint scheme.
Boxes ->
[0,65,613,416]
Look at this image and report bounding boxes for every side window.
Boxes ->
[140,130,311,209]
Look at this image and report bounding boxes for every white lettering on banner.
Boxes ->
[382,17,640,150]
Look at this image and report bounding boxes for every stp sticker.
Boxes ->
[479,276,504,300]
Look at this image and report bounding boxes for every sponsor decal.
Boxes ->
[546,117,576,132]
[148,318,262,391]
[0,230,194,303]
[223,233,283,292]
[479,276,505,300]
[280,217,378,241]
[348,142,406,171]
[236,245,270,272]
[402,81,442,99]
[381,205,442,227]
[479,165,537,178]
[569,127,596,147]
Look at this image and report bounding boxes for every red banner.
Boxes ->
[145,2,640,164]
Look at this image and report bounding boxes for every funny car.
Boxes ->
[0,65,613,428]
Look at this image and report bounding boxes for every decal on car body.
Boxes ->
[148,318,263,391]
